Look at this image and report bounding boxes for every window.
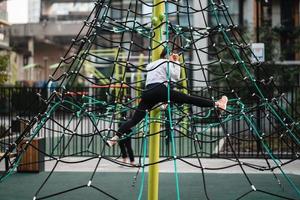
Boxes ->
[208,0,241,27]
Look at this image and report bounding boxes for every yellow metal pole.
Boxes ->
[114,49,120,100]
[120,54,126,98]
[179,56,189,138]
[136,53,144,106]
[148,0,164,199]
[179,55,188,95]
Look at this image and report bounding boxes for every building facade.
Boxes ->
[0,1,11,85]
[10,0,92,84]
[7,0,300,85]
[0,1,9,50]
[28,0,41,23]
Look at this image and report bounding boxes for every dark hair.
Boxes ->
[160,47,168,59]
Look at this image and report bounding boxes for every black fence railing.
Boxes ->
[0,86,299,158]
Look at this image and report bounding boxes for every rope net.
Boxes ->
[0,0,300,199]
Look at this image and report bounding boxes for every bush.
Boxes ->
[0,55,9,85]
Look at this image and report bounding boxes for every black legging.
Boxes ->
[119,136,134,162]
[117,83,214,137]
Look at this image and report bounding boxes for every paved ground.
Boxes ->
[1,157,300,200]
[44,157,300,174]
[1,172,300,200]
[1,157,300,174]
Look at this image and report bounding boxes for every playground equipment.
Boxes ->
[0,0,300,199]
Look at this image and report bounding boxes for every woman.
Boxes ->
[107,48,228,146]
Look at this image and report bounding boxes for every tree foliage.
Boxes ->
[0,55,9,85]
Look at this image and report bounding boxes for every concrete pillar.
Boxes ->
[43,56,48,81]
[28,0,41,23]
[9,52,18,85]
[271,0,281,59]
[192,0,208,87]
[272,0,281,27]
[243,0,255,35]
[28,37,34,81]
[41,0,52,19]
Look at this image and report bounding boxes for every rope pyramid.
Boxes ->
[0,0,300,199]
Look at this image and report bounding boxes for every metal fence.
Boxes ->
[0,86,299,158]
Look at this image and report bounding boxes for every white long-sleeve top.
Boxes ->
[145,59,181,86]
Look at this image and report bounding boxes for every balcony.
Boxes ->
[0,12,7,22]
[0,11,9,26]
[10,21,85,38]
[41,0,91,2]
[40,12,90,22]
[0,30,9,50]
[40,0,94,23]
[0,11,10,50]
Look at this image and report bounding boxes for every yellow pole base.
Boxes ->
[148,109,160,200]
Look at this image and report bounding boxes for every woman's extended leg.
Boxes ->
[169,89,215,107]
[169,89,228,110]
[107,99,156,146]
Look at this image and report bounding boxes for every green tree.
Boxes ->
[0,55,9,85]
